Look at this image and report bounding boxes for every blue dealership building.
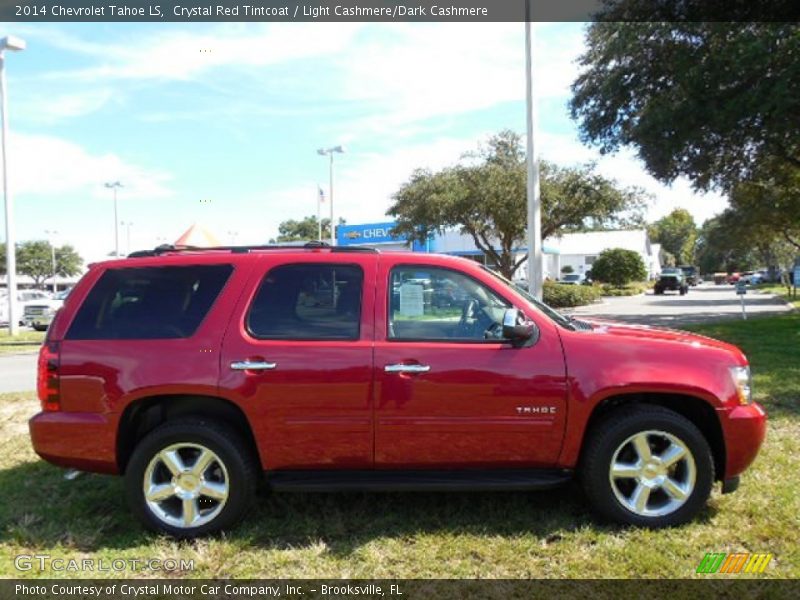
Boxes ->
[336,221,561,281]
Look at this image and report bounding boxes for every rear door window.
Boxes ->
[246,263,363,340]
[66,264,233,340]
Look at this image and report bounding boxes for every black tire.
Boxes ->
[580,405,713,528]
[32,324,48,332]
[125,418,259,538]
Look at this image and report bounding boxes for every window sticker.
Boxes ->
[399,283,424,317]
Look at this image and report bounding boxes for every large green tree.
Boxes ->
[571,22,800,191]
[387,130,648,278]
[695,208,795,276]
[17,241,83,287]
[648,209,698,266]
[727,161,800,251]
[693,159,800,275]
[270,216,344,244]
[695,214,754,275]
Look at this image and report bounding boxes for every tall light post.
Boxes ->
[120,221,133,255]
[1,35,26,336]
[524,3,543,299]
[316,145,345,246]
[44,229,58,293]
[105,181,123,257]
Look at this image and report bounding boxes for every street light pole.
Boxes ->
[105,181,123,257]
[1,35,26,336]
[317,145,345,246]
[120,221,133,255]
[44,229,58,293]
[316,185,323,242]
[524,3,543,300]
[328,153,334,246]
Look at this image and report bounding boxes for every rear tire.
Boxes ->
[580,405,713,528]
[125,418,258,538]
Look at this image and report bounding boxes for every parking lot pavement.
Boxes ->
[564,283,792,327]
[0,351,38,393]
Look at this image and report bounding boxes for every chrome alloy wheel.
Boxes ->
[143,443,229,529]
[608,430,696,518]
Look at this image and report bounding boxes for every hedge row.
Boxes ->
[600,282,650,296]
[543,281,603,308]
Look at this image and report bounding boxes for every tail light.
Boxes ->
[37,341,61,412]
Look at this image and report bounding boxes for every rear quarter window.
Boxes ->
[66,264,233,340]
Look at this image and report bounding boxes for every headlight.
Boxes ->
[729,365,752,405]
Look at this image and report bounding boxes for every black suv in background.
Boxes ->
[679,265,700,286]
[654,269,689,295]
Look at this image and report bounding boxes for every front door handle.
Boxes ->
[384,363,431,374]
[230,360,277,371]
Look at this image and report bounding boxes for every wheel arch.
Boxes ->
[580,392,726,482]
[116,394,260,474]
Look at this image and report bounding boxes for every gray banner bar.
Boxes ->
[3,579,800,600]
[2,0,799,22]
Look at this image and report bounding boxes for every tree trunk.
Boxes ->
[498,260,515,280]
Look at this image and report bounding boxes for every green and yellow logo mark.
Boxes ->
[696,552,772,574]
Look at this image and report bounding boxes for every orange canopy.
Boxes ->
[174,223,221,248]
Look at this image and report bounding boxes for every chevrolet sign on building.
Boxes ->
[337,222,433,252]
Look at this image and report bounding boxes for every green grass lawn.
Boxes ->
[753,283,800,310]
[0,330,44,355]
[1,314,798,579]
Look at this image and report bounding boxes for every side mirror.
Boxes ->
[502,308,538,346]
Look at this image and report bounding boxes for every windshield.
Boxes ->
[563,274,580,281]
[480,266,574,329]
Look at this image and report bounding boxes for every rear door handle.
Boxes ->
[384,363,431,374]
[230,360,277,371]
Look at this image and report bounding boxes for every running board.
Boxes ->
[266,469,573,493]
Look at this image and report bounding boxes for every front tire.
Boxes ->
[125,418,258,538]
[580,405,713,528]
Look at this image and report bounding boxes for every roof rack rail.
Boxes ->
[127,241,379,258]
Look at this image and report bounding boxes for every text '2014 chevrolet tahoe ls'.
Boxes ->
[29,244,766,537]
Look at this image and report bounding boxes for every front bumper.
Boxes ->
[23,315,54,328]
[29,411,118,474]
[719,402,767,480]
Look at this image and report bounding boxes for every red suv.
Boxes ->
[29,244,766,537]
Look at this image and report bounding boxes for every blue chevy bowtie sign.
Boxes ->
[337,222,401,245]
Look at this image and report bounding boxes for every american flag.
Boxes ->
[318,186,326,203]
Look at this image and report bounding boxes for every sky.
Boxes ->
[0,21,727,263]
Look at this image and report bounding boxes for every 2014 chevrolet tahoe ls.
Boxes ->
[29,244,766,537]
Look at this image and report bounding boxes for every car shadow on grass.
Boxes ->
[0,460,720,556]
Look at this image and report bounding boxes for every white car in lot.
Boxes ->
[22,290,70,330]
[0,289,66,330]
